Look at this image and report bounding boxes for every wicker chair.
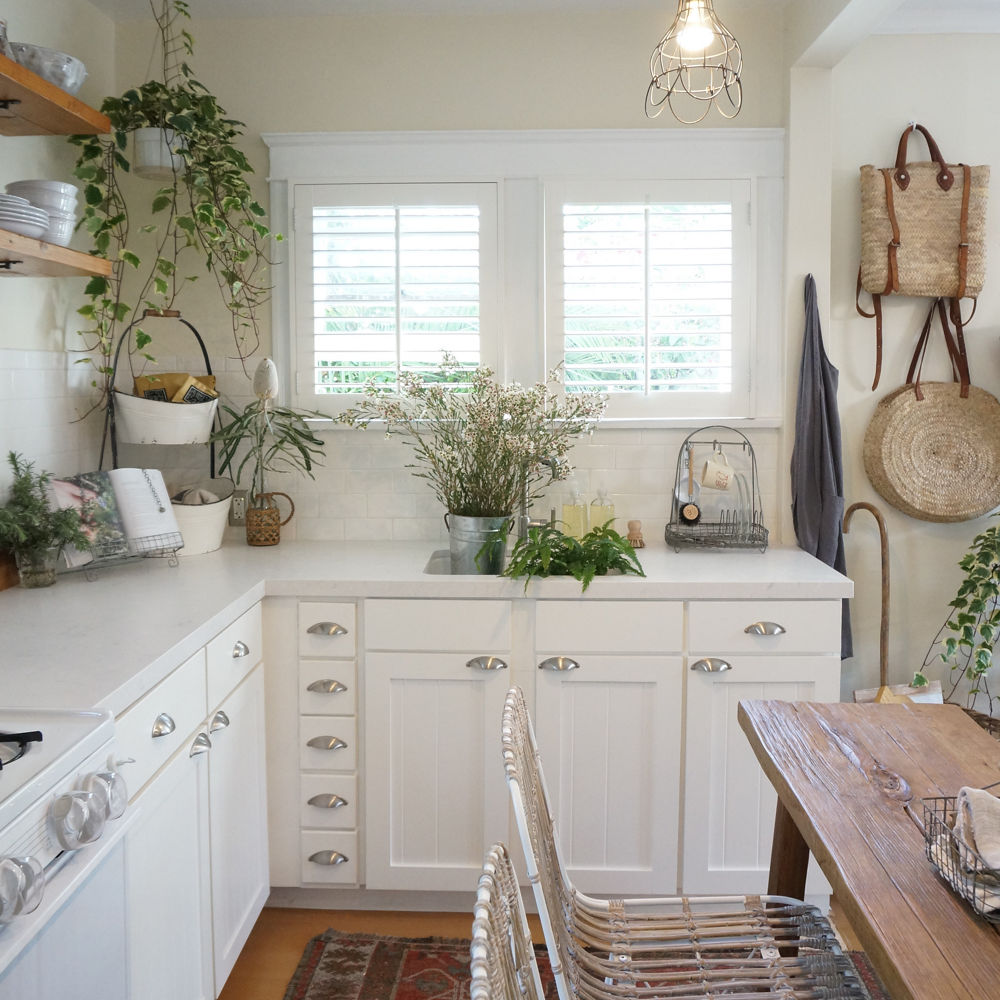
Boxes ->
[471,842,548,1000]
[500,685,868,1000]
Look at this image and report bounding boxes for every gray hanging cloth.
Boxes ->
[791,274,853,658]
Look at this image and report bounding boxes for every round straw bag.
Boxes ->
[863,299,1000,522]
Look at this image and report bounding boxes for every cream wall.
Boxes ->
[826,33,1000,705]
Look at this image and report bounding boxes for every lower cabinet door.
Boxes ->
[208,665,270,992]
[365,652,511,891]
[682,654,840,894]
[126,737,213,1000]
[534,656,684,895]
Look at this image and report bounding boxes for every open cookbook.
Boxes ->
[49,468,183,567]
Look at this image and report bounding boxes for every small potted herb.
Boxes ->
[0,453,92,587]
[501,520,646,592]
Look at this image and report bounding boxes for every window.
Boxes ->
[293,183,498,400]
[545,180,752,419]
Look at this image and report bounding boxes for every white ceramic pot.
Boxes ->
[133,127,185,181]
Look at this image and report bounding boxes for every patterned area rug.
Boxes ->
[282,929,888,1000]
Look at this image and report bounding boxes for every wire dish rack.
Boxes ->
[665,425,768,552]
[923,795,1000,922]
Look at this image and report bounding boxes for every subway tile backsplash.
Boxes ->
[0,348,780,545]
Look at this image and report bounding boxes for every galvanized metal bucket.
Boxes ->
[445,514,510,575]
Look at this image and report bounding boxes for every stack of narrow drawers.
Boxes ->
[297,601,359,885]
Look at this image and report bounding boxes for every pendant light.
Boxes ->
[645,0,743,124]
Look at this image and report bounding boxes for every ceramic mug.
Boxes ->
[700,448,732,491]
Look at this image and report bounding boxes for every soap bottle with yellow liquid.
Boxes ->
[590,488,616,533]
[561,477,589,540]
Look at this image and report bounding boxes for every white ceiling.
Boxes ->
[81,0,1000,32]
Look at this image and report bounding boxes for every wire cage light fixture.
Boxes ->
[645,0,743,124]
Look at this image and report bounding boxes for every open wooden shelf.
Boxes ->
[0,51,109,136]
[0,228,110,277]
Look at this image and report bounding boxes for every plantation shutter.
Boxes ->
[294,183,498,405]
[546,179,751,419]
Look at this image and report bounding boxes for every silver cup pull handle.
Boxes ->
[307,736,348,752]
[210,711,230,733]
[691,657,732,673]
[309,850,349,866]
[538,656,581,672]
[307,622,348,637]
[189,733,212,757]
[232,640,250,659]
[151,712,176,738]
[307,679,348,694]
[466,655,508,671]
[744,621,786,636]
[307,794,348,809]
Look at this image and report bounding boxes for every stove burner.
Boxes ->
[0,730,43,770]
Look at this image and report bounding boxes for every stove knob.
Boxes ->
[0,856,44,924]
[83,769,128,821]
[49,790,106,849]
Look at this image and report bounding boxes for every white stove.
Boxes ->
[0,708,131,989]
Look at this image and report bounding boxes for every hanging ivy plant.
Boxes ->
[68,0,278,411]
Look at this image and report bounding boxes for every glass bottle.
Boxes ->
[590,488,616,532]
[0,21,11,59]
[561,477,589,540]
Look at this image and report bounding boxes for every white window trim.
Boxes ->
[263,128,784,426]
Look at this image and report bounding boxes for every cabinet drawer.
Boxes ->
[300,716,358,772]
[300,774,357,830]
[298,602,356,658]
[116,650,207,796]
[206,602,262,709]
[535,600,683,653]
[365,599,510,651]
[688,601,841,654]
[301,831,359,884]
[299,661,357,716]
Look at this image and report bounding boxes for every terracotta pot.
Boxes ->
[245,492,294,546]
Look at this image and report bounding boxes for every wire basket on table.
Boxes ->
[923,795,1000,922]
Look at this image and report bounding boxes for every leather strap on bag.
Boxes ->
[893,123,954,191]
[904,297,970,401]
[856,270,884,391]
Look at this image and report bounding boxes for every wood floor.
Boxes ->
[219,907,493,1000]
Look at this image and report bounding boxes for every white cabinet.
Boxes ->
[207,666,269,988]
[118,602,268,999]
[682,600,841,894]
[364,599,511,891]
[125,737,213,1000]
[533,601,684,895]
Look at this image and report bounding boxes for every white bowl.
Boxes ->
[5,181,77,215]
[9,43,87,96]
[42,216,75,247]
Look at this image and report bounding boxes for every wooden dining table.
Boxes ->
[738,699,1000,1000]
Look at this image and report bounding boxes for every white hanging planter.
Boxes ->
[133,126,185,180]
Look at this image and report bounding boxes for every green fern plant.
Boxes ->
[500,520,645,593]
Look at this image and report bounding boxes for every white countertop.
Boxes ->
[1,540,851,716]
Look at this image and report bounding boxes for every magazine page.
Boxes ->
[49,471,129,567]
[107,468,184,555]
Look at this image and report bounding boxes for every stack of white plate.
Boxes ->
[5,181,78,247]
[0,194,49,241]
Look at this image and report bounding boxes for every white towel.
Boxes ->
[955,786,1000,870]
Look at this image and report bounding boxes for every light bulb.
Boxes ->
[677,2,713,52]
